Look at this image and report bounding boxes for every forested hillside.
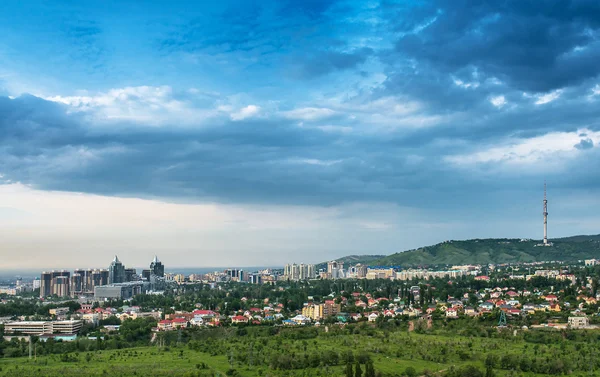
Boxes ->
[317,255,386,270]
[371,235,600,266]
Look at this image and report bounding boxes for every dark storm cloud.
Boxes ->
[0,95,475,207]
[3,0,600,211]
[384,0,600,93]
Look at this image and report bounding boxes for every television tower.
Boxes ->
[543,182,548,245]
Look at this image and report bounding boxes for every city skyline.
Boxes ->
[1,1,600,268]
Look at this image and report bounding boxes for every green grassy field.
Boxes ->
[0,329,596,377]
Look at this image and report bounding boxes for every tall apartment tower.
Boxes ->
[40,271,53,298]
[327,261,344,279]
[307,264,316,279]
[543,183,549,246]
[108,255,126,284]
[71,272,84,294]
[53,275,70,297]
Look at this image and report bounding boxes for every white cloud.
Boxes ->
[315,125,353,133]
[453,78,480,89]
[534,90,562,105]
[446,128,600,167]
[281,107,337,121]
[230,105,261,121]
[44,86,218,125]
[592,85,600,96]
[490,95,507,108]
[289,158,343,166]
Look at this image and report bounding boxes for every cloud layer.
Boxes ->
[1,0,600,265]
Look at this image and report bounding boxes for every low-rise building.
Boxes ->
[568,316,590,328]
[94,281,149,300]
[4,320,82,335]
[302,304,324,320]
[49,307,70,316]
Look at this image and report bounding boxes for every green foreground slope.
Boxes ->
[372,235,600,266]
[0,326,590,377]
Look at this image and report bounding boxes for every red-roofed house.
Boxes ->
[231,316,249,324]
[158,320,172,331]
[172,318,188,328]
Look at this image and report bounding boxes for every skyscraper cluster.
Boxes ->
[40,269,109,298]
[283,263,317,281]
[40,255,165,298]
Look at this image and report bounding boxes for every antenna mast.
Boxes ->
[543,182,548,246]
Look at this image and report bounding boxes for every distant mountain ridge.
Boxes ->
[368,235,600,266]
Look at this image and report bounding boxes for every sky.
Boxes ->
[1,0,600,270]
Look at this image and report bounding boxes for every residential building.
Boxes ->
[347,264,368,279]
[302,304,324,320]
[327,261,344,279]
[323,300,341,317]
[367,267,396,280]
[283,263,316,281]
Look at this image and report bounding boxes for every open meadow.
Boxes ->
[2,325,598,377]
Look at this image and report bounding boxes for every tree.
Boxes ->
[355,361,363,377]
[405,366,416,377]
[346,362,354,377]
[365,360,375,377]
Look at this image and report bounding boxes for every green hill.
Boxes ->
[317,254,385,270]
[370,235,600,266]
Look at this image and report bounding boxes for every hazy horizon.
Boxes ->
[2,1,600,269]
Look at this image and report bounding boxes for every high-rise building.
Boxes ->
[307,264,316,279]
[52,275,70,297]
[71,272,84,295]
[72,268,94,293]
[91,269,109,287]
[348,264,367,279]
[125,268,137,282]
[226,269,240,281]
[283,263,316,281]
[40,272,53,298]
[108,256,126,284]
[100,269,109,285]
[150,255,164,277]
[327,261,344,279]
[299,263,307,280]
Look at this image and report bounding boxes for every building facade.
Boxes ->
[108,255,126,284]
